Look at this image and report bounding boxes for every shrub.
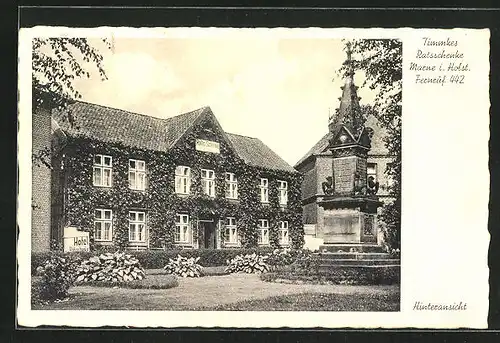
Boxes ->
[164,255,203,277]
[225,253,269,274]
[200,266,229,276]
[34,252,78,301]
[74,252,145,283]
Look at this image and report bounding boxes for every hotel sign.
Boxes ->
[63,226,90,252]
[195,139,220,154]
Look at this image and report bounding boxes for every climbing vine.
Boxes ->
[60,115,304,250]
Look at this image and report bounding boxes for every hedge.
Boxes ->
[260,266,400,285]
[32,247,276,274]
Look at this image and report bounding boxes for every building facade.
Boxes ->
[294,60,395,248]
[34,101,304,251]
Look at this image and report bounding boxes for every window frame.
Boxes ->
[175,213,191,243]
[278,220,289,246]
[94,209,113,242]
[93,154,113,187]
[367,162,378,183]
[175,166,191,194]
[278,180,288,206]
[225,172,238,199]
[201,168,216,197]
[224,217,238,244]
[128,211,146,243]
[257,219,270,245]
[260,178,269,203]
[129,159,146,191]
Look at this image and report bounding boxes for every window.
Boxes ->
[260,178,269,203]
[175,214,190,243]
[257,219,269,245]
[224,217,238,244]
[278,180,288,205]
[279,221,289,246]
[201,169,216,197]
[93,154,112,187]
[129,211,146,242]
[367,163,377,183]
[129,159,146,190]
[225,172,238,199]
[94,209,112,241]
[175,166,191,194]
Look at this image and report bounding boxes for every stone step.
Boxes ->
[319,244,385,253]
[317,264,400,271]
[316,252,392,260]
[317,258,400,266]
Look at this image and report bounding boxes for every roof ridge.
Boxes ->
[73,99,165,122]
[225,132,258,140]
[162,105,210,122]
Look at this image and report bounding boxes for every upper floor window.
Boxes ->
[201,169,215,197]
[129,159,146,191]
[225,172,238,199]
[260,178,269,203]
[278,180,288,205]
[129,211,146,242]
[367,163,377,183]
[94,209,112,241]
[175,214,190,243]
[93,154,112,187]
[278,221,289,246]
[224,217,238,244]
[175,166,191,194]
[257,219,269,245]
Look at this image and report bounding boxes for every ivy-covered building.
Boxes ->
[45,101,304,251]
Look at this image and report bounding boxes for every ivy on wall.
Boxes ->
[61,115,304,250]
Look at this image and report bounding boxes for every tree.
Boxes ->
[32,38,110,167]
[339,39,402,251]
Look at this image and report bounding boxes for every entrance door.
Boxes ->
[200,221,216,249]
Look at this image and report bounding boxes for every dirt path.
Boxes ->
[34,273,399,311]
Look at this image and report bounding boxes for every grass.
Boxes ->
[76,274,178,289]
[195,292,400,311]
[32,273,399,311]
[146,266,229,277]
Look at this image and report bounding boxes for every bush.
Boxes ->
[200,266,229,277]
[260,266,400,285]
[74,252,146,283]
[164,255,203,277]
[225,253,270,274]
[34,252,78,302]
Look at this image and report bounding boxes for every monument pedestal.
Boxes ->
[317,196,382,244]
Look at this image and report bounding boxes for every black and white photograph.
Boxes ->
[29,32,401,312]
[17,26,489,328]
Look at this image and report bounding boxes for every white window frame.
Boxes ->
[129,159,146,191]
[201,169,216,197]
[278,180,288,206]
[367,163,378,183]
[278,221,289,246]
[224,217,238,244]
[225,172,238,199]
[93,154,112,187]
[175,166,191,194]
[260,178,269,203]
[257,219,270,245]
[175,214,191,243]
[129,211,146,243]
[94,209,112,241]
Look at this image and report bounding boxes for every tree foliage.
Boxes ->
[339,39,402,250]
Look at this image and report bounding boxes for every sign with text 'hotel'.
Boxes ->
[195,139,220,154]
[63,226,90,252]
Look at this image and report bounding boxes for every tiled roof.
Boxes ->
[52,100,296,173]
[294,132,332,168]
[227,133,296,173]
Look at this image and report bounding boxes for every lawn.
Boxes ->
[32,272,400,311]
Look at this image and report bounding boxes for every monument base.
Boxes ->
[317,196,382,244]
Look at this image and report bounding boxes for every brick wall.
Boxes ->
[315,156,333,195]
[298,159,316,199]
[32,107,52,252]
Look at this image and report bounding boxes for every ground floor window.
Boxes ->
[129,211,146,242]
[224,217,238,244]
[278,221,289,246]
[175,214,190,243]
[94,209,112,241]
[257,219,269,245]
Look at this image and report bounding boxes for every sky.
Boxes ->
[74,37,375,166]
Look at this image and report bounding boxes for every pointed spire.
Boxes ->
[328,41,363,138]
